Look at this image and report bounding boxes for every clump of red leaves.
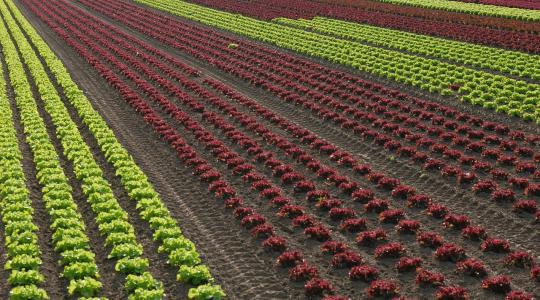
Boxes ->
[304,225,331,241]
[340,218,367,233]
[491,189,516,202]
[349,265,379,282]
[417,231,444,248]
[391,185,416,199]
[443,214,470,229]
[321,241,347,255]
[435,243,466,262]
[504,251,534,268]
[316,198,343,211]
[415,268,445,286]
[379,209,405,223]
[292,215,315,228]
[481,275,512,293]
[396,257,422,273]
[456,258,487,277]
[508,178,529,190]
[512,200,538,214]
[329,207,356,220]
[234,207,254,219]
[461,226,487,240]
[427,203,449,218]
[375,242,406,259]
[353,164,372,175]
[251,224,274,238]
[262,236,287,252]
[472,180,498,193]
[530,266,540,281]
[480,238,511,253]
[525,184,540,197]
[366,280,399,298]
[396,219,420,234]
[352,188,374,203]
[504,291,535,300]
[435,286,469,300]
[277,205,305,219]
[332,251,363,268]
[224,197,243,209]
[289,262,319,281]
[240,213,266,229]
[364,199,390,213]
[277,250,303,267]
[269,196,290,207]
[259,187,281,199]
[304,278,334,296]
[378,177,401,190]
[356,229,387,246]
[407,194,431,208]
[294,180,315,193]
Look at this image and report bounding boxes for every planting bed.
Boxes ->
[0,0,538,298]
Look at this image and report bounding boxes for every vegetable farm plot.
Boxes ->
[0,0,538,299]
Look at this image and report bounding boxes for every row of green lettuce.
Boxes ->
[372,0,540,22]
[136,0,540,124]
[0,26,49,300]
[0,2,103,298]
[274,16,540,81]
[1,0,224,298]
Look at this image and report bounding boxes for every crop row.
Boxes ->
[457,0,540,10]
[313,0,540,32]
[79,0,540,219]
[26,0,340,297]
[370,0,540,21]
[4,0,223,298]
[136,0,540,125]
[186,0,540,53]
[0,2,105,297]
[0,32,48,300]
[274,16,540,81]
[33,0,539,297]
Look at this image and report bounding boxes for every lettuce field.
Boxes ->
[0,0,539,299]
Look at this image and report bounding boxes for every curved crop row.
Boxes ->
[0,43,48,299]
[371,0,540,21]
[0,4,103,297]
[6,0,224,297]
[136,0,540,124]
[274,16,540,81]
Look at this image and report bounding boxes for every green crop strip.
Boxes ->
[136,0,540,124]
[5,0,224,298]
[369,0,540,22]
[274,17,540,81]
[0,32,48,300]
[0,2,104,298]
